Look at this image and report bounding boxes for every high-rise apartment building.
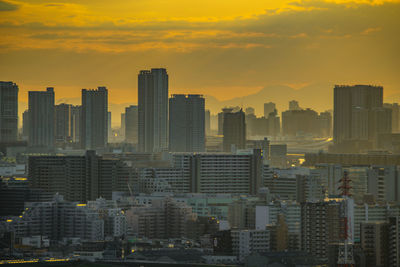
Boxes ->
[70,105,81,143]
[289,100,301,111]
[125,105,138,144]
[28,87,55,149]
[301,201,344,261]
[282,108,319,136]
[21,110,29,141]
[333,85,385,152]
[138,68,168,152]
[172,150,263,194]
[28,151,135,202]
[55,103,71,144]
[169,94,205,152]
[222,108,246,152]
[205,109,211,136]
[384,103,400,133]
[120,113,126,140]
[0,82,18,143]
[264,102,276,118]
[360,221,389,267]
[108,111,112,143]
[81,86,108,150]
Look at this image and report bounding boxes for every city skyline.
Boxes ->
[1,0,399,120]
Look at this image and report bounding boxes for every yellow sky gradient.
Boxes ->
[0,0,400,122]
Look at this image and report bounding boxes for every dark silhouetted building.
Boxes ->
[125,105,138,144]
[55,103,71,144]
[0,82,18,143]
[138,68,168,152]
[205,109,211,136]
[282,108,319,136]
[223,108,246,152]
[22,110,29,141]
[264,102,276,118]
[360,221,389,267]
[289,100,301,111]
[28,87,55,149]
[333,85,385,152]
[81,87,108,150]
[169,94,205,152]
[28,151,134,202]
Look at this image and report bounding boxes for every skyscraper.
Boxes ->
[169,94,205,152]
[55,103,71,144]
[205,109,211,136]
[22,110,29,141]
[108,111,112,143]
[0,81,18,143]
[28,87,55,149]
[138,68,168,152]
[264,102,276,118]
[70,105,81,143]
[333,85,384,152]
[125,105,138,144]
[222,108,246,152]
[81,86,108,150]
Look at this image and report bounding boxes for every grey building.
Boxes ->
[70,105,81,143]
[81,86,108,150]
[28,151,135,202]
[55,103,71,144]
[125,105,138,144]
[264,102,276,118]
[222,108,246,152]
[0,82,19,143]
[333,85,385,152]
[28,87,55,149]
[169,94,205,152]
[138,68,168,152]
[22,110,29,141]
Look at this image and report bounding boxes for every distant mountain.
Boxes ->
[205,82,334,116]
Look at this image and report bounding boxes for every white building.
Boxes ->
[231,229,270,262]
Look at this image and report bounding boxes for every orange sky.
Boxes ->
[0,0,399,122]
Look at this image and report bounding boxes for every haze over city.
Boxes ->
[1,0,399,122]
[1,1,400,266]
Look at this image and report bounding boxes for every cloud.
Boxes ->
[0,0,18,11]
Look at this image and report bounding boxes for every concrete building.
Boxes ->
[289,100,301,111]
[360,221,389,267]
[301,201,342,261]
[55,103,71,144]
[125,197,196,239]
[28,87,55,149]
[169,94,205,152]
[28,151,136,202]
[223,108,246,152]
[231,229,270,262]
[172,150,263,194]
[125,105,138,144]
[0,81,18,143]
[333,85,384,152]
[205,109,211,136]
[22,110,29,141]
[270,144,287,168]
[138,68,168,152]
[70,105,81,143]
[81,87,108,150]
[388,216,400,267]
[282,108,319,137]
[2,194,104,241]
[384,103,400,133]
[264,102,276,118]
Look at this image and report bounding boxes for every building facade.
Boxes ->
[0,81,18,143]
[138,68,168,152]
